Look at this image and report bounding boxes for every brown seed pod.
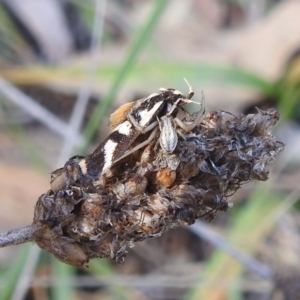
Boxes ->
[113,174,148,200]
[32,98,284,267]
[33,225,89,267]
[155,168,176,187]
[50,168,67,192]
[140,140,155,165]
[50,156,85,192]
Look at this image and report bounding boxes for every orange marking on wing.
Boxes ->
[109,102,135,131]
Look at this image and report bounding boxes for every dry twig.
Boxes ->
[0,89,283,268]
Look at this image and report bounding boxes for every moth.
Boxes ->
[87,85,205,178]
[53,82,204,190]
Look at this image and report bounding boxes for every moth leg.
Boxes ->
[183,78,194,99]
[143,120,158,133]
[176,128,187,141]
[174,92,206,132]
[167,98,185,117]
[112,127,159,164]
[178,106,195,121]
[166,90,200,118]
[127,113,158,134]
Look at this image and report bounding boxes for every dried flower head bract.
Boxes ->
[32,87,284,267]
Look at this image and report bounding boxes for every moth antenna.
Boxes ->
[183,78,194,99]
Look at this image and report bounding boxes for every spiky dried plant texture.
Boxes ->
[32,108,283,267]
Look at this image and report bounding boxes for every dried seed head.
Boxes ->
[155,168,176,187]
[50,168,67,192]
[34,228,88,267]
[50,156,85,192]
[32,104,284,267]
[113,174,148,200]
[140,140,155,165]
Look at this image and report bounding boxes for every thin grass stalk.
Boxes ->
[185,184,281,300]
[82,0,170,148]
[0,244,31,300]
[51,260,75,300]
[51,1,107,298]
[57,0,106,167]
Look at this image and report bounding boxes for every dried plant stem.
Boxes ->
[57,0,106,167]
[0,224,41,248]
[0,76,83,145]
[190,221,273,279]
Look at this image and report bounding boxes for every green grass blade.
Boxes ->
[185,183,281,300]
[82,0,170,148]
[7,123,47,171]
[277,85,300,124]
[88,260,131,300]
[0,244,32,300]
[129,62,276,96]
[51,259,76,300]
[0,61,275,97]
